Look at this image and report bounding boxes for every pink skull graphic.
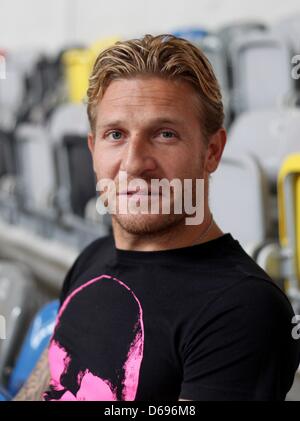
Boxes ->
[43,275,144,401]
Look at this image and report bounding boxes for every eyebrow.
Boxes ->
[96,117,186,131]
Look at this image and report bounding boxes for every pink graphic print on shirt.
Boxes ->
[43,275,144,401]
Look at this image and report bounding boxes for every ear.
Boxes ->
[87,132,95,154]
[87,132,97,173]
[204,128,227,174]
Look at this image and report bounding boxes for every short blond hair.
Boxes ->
[87,34,224,141]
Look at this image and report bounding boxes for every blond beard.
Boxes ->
[112,209,186,236]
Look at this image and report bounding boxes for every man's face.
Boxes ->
[88,76,217,235]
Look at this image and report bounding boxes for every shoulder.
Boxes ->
[59,235,115,305]
[199,276,296,345]
[213,276,294,322]
[183,276,299,364]
[180,276,300,401]
[185,275,296,346]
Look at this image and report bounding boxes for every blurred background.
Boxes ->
[0,0,300,400]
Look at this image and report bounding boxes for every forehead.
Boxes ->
[96,76,201,122]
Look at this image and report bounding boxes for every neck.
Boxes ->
[113,212,224,252]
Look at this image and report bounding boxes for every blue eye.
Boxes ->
[161,131,176,139]
[108,131,122,140]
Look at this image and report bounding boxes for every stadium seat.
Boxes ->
[278,154,300,309]
[218,21,267,47]
[17,53,66,125]
[218,21,267,89]
[0,130,16,178]
[47,102,110,247]
[273,14,300,54]
[49,103,92,216]
[63,38,120,104]
[89,37,120,64]
[61,134,96,216]
[172,28,209,41]
[198,34,230,126]
[226,108,300,185]
[0,385,12,401]
[15,124,57,219]
[199,35,228,97]
[0,130,18,222]
[273,14,300,101]
[7,300,59,397]
[229,33,293,115]
[0,262,37,386]
[210,152,271,254]
[63,49,93,103]
[0,55,24,132]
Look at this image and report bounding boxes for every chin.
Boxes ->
[112,212,185,236]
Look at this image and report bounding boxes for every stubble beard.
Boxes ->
[112,209,186,236]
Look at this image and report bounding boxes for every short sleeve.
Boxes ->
[179,278,300,401]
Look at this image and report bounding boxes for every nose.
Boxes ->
[120,134,157,177]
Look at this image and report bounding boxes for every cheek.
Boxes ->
[93,143,120,180]
[164,150,202,181]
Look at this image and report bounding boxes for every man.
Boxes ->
[15,34,300,401]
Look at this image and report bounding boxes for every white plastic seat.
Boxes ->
[226,108,300,184]
[0,261,37,385]
[230,33,293,115]
[49,103,95,217]
[15,124,56,216]
[210,152,270,253]
[199,35,229,95]
[0,56,24,132]
[218,21,266,90]
[49,102,89,142]
[198,35,230,126]
[273,14,300,54]
[218,21,266,49]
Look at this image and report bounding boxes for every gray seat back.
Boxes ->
[0,262,37,385]
[210,152,271,251]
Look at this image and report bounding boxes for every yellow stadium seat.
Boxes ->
[63,37,120,103]
[278,154,300,291]
[89,36,120,67]
[63,49,93,103]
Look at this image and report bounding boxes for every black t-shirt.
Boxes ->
[43,234,300,401]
